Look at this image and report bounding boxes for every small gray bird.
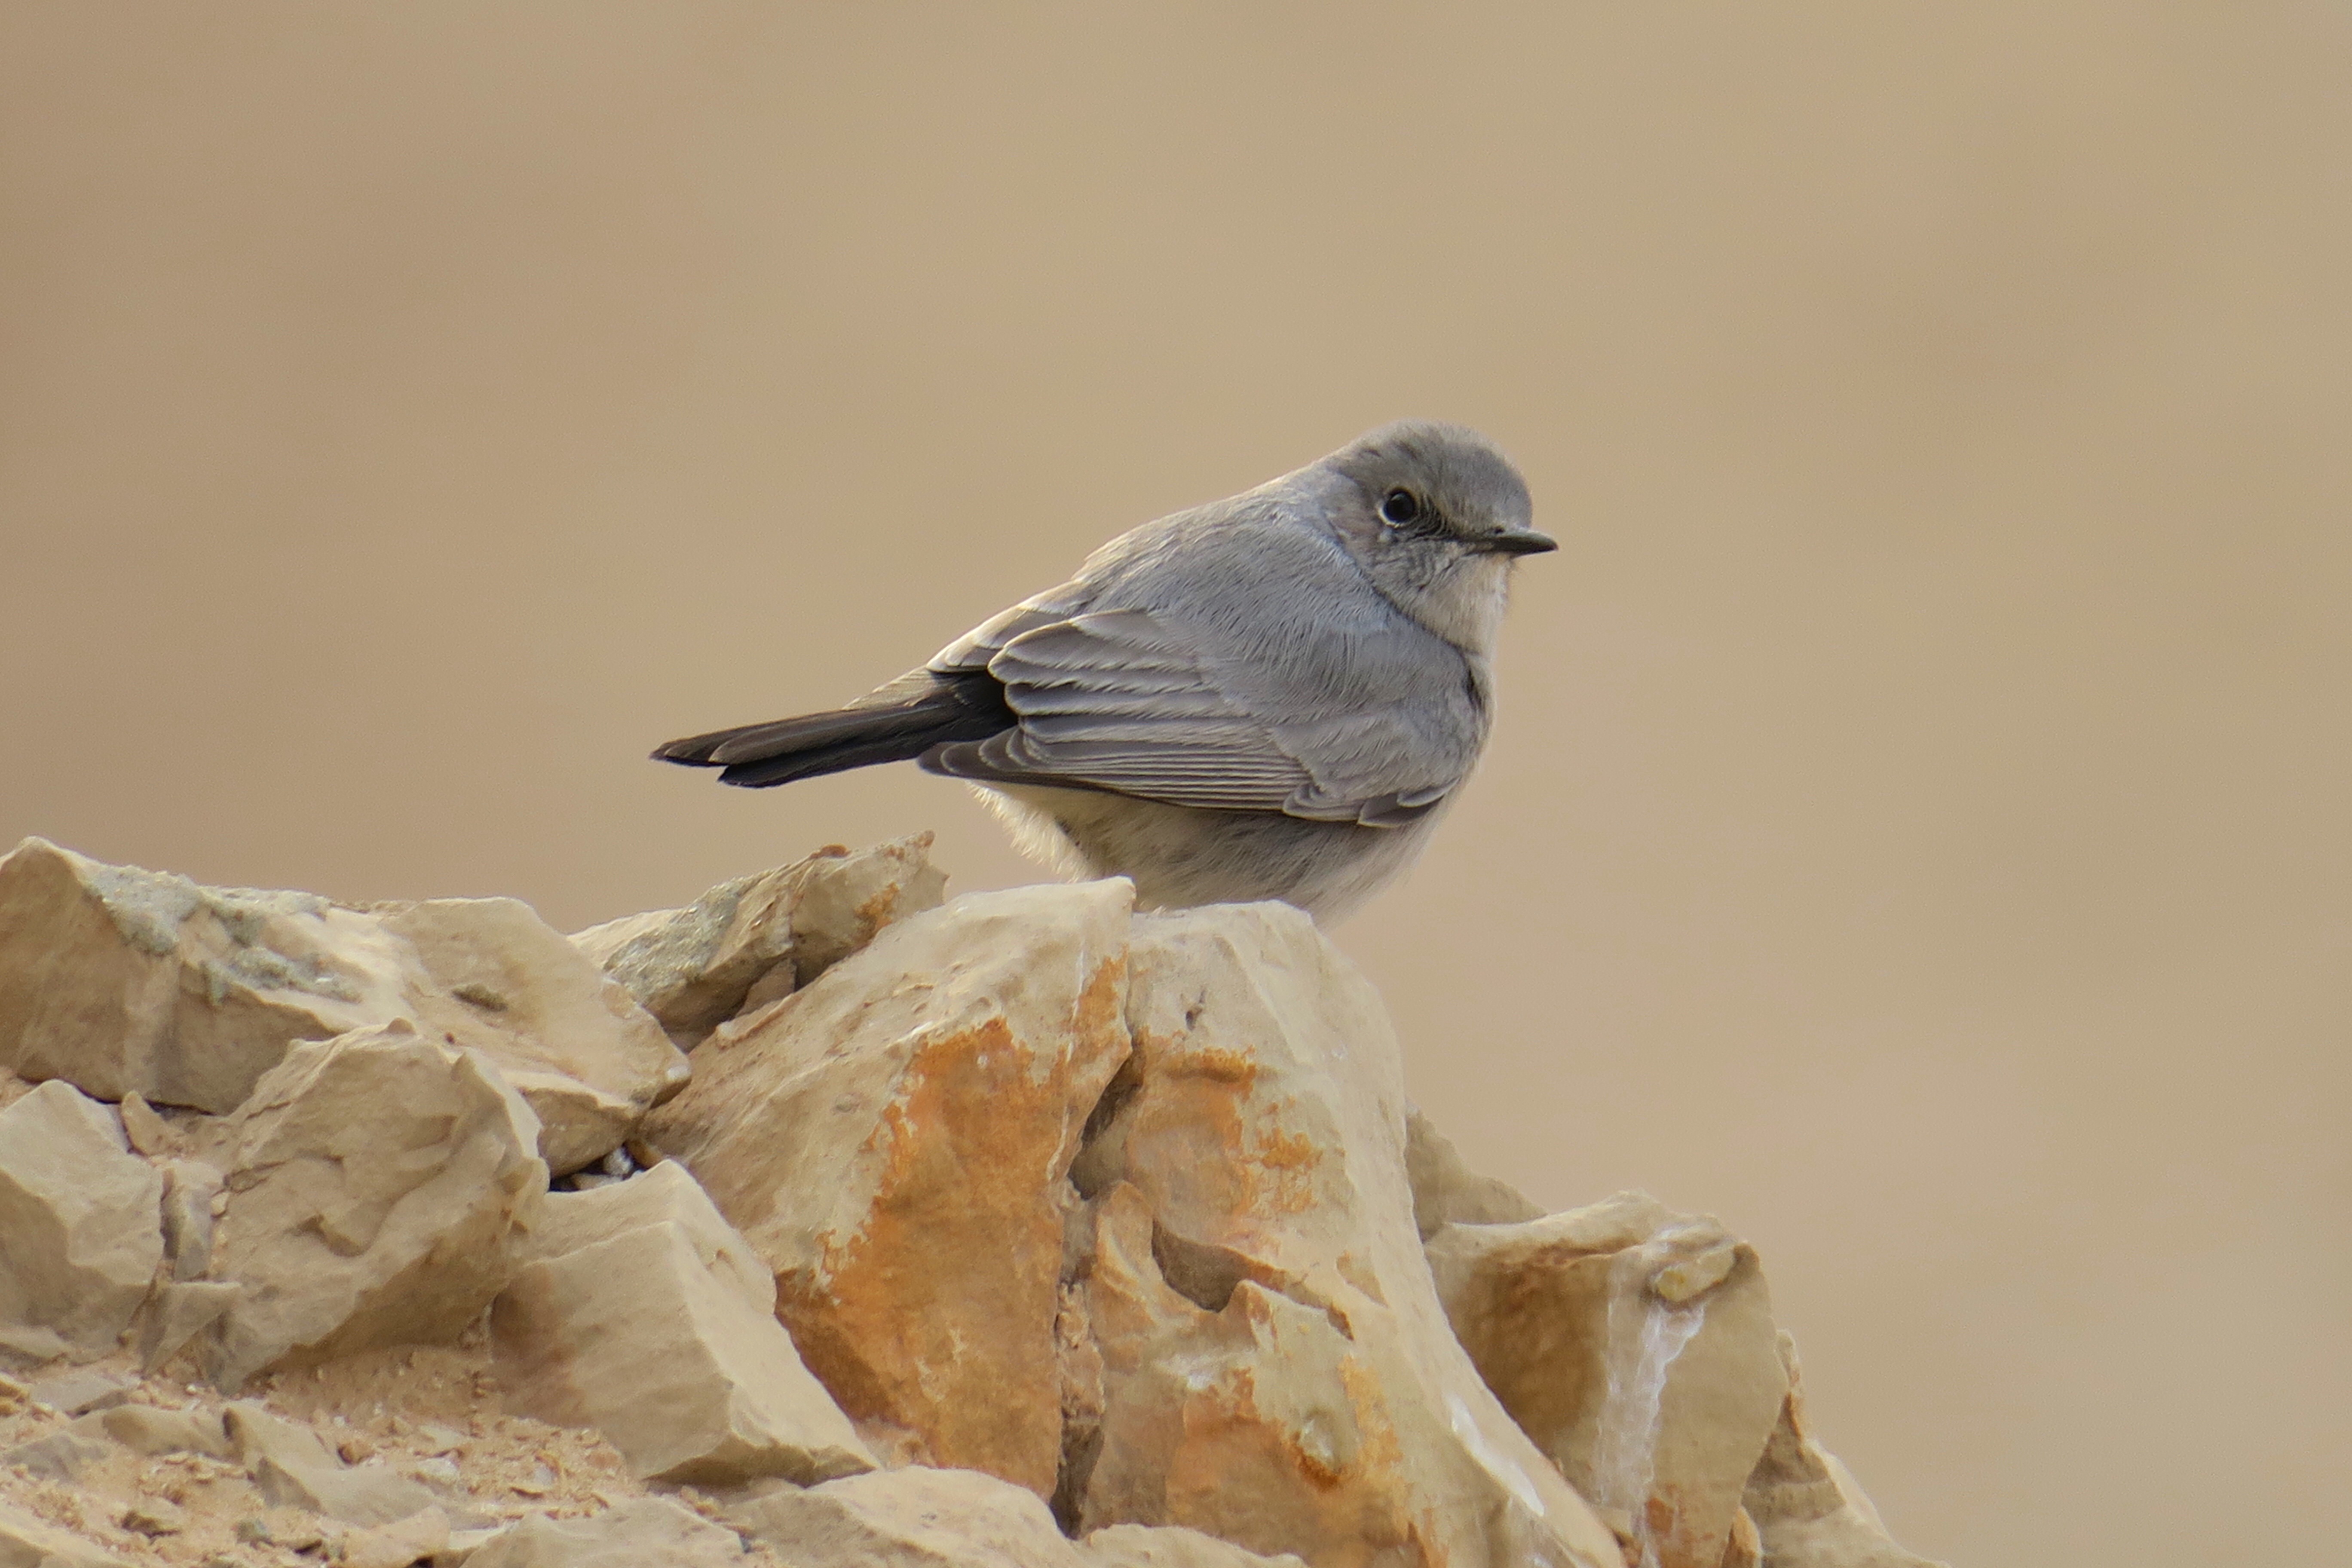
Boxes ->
[655,421,1554,922]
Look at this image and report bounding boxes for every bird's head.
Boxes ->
[1318,420,1551,653]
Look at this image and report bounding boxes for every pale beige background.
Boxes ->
[3,6,2345,1563]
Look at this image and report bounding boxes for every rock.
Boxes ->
[491,1163,876,1485]
[339,1507,451,1568]
[1403,1108,1543,1240]
[462,1498,747,1567]
[26,1367,134,1415]
[138,1281,241,1372]
[645,881,1133,1497]
[437,1525,504,1565]
[159,1159,224,1280]
[1064,903,1623,1568]
[510,1160,767,1310]
[788,833,951,985]
[0,1079,164,1356]
[0,1499,131,1567]
[721,1467,1085,1566]
[0,1401,225,1488]
[573,835,945,1047]
[1721,1507,1762,1568]
[0,1416,115,1482]
[0,839,684,1172]
[121,1497,187,1535]
[116,1092,173,1156]
[0,837,392,1113]
[95,1402,232,1457]
[226,1401,442,1526]
[199,1021,545,1391]
[1425,1196,1787,1568]
[1740,1336,1945,1568]
[1079,1523,1309,1567]
[372,897,690,1172]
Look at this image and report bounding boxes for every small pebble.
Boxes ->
[123,1497,187,1535]
[119,1091,173,1154]
[417,1423,469,1453]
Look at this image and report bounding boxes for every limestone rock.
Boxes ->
[0,1499,130,1568]
[0,1079,164,1357]
[645,881,1133,1497]
[374,896,689,1171]
[463,1497,747,1567]
[1080,1523,1309,1567]
[722,1466,1085,1567]
[0,839,685,1172]
[116,1092,172,1156]
[1741,1337,1945,1568]
[120,1496,185,1535]
[491,1162,876,1485]
[200,1022,545,1391]
[226,1401,441,1526]
[572,834,945,1047]
[0,1418,115,1482]
[0,836,405,1114]
[510,1160,768,1311]
[1403,1108,1543,1239]
[1425,1196,1786,1568]
[339,1506,450,1568]
[138,1280,241,1372]
[25,1367,134,1415]
[94,1402,231,1457]
[158,1158,223,1281]
[1067,903,1622,1568]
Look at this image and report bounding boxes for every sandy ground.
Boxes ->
[0,1329,778,1566]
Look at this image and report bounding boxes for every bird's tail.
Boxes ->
[652,671,1015,789]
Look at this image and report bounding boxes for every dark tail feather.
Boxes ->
[652,671,1016,789]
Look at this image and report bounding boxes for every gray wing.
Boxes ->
[921,600,1485,826]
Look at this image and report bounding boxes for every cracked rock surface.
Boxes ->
[0,836,1941,1568]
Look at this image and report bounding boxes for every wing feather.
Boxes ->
[919,604,1482,824]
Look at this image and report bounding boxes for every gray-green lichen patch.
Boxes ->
[79,854,358,1003]
[599,869,782,1008]
[80,859,206,957]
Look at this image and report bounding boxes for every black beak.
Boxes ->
[1482,530,1559,557]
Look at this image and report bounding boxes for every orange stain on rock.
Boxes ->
[774,956,1130,1501]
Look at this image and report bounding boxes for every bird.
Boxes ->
[654,420,1555,922]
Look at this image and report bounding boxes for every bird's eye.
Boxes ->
[1379,489,1422,527]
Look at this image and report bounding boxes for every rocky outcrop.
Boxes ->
[0,838,686,1171]
[0,835,1942,1568]
[1066,904,1624,1568]
[644,880,1133,1494]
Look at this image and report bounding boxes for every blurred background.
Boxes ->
[3,6,2345,1562]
